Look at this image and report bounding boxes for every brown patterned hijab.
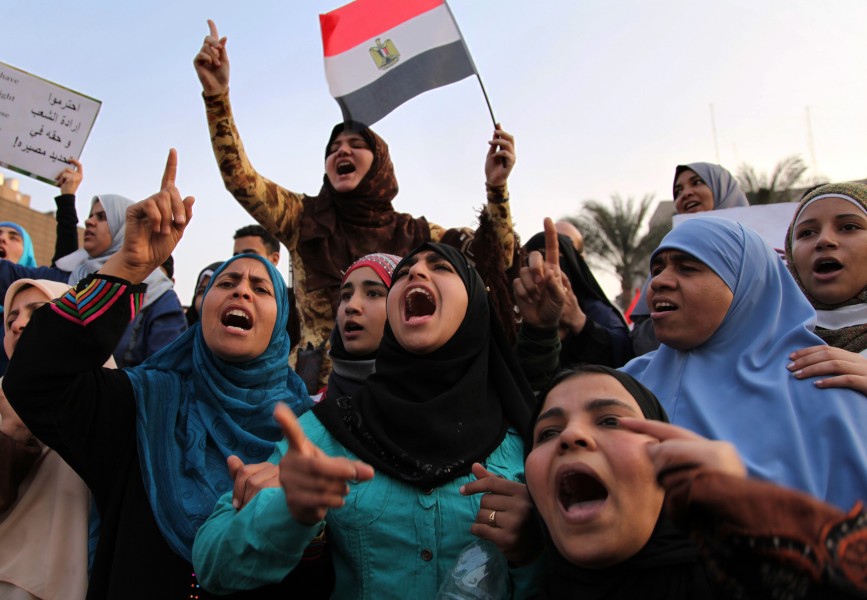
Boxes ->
[784,182,867,353]
[297,122,431,310]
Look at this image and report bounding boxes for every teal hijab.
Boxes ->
[126,254,311,561]
[0,221,37,267]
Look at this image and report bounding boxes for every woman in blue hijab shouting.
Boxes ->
[3,150,311,599]
[622,215,867,511]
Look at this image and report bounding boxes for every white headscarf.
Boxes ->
[54,194,173,309]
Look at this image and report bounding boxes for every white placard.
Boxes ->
[674,203,799,258]
[0,61,101,185]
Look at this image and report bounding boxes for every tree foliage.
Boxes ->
[565,194,670,309]
[737,155,809,205]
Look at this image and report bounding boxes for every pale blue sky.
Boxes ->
[3,0,866,300]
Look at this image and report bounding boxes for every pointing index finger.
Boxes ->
[208,19,220,40]
[161,148,177,189]
[274,402,309,454]
[543,218,559,268]
[618,417,703,442]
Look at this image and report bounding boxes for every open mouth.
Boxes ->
[221,308,252,331]
[682,201,700,213]
[813,258,843,275]
[0,247,5,259]
[344,321,363,333]
[336,160,356,176]
[559,471,609,510]
[652,300,677,313]
[404,287,436,321]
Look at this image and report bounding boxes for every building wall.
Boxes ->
[0,176,84,266]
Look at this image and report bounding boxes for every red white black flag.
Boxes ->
[320,0,476,126]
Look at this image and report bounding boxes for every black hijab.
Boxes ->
[185,261,222,326]
[314,243,535,489]
[525,232,631,366]
[525,366,713,600]
[324,326,376,402]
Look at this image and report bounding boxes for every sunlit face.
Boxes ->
[673,169,714,214]
[525,373,663,568]
[324,131,374,193]
[337,266,388,355]
[233,236,280,267]
[0,226,25,263]
[647,250,733,350]
[791,197,867,305]
[386,250,468,355]
[4,286,51,358]
[200,258,278,362]
[83,200,113,257]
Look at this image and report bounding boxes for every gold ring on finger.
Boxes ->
[488,509,498,527]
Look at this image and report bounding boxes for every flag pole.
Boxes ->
[442,0,497,129]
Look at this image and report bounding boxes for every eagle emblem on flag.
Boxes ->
[369,38,400,70]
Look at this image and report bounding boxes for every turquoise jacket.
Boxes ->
[193,411,539,599]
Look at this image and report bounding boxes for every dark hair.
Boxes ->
[233,225,280,255]
[525,365,669,459]
[161,254,175,280]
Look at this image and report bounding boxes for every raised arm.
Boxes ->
[513,218,567,391]
[481,126,517,268]
[193,19,229,97]
[194,19,306,248]
[3,150,193,497]
[100,149,193,284]
[52,158,83,264]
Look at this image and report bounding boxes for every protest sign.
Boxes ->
[0,61,100,185]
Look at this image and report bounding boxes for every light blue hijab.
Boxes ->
[0,221,37,267]
[632,163,750,319]
[622,216,867,510]
[126,254,311,561]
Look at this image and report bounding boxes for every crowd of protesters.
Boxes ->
[0,17,865,600]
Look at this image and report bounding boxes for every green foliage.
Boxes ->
[565,194,670,308]
[737,155,809,205]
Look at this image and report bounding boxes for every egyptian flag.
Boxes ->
[321,0,476,126]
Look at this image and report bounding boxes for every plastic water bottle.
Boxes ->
[435,538,508,599]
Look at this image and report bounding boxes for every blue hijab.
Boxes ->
[622,216,867,510]
[0,221,37,268]
[632,163,750,320]
[126,254,311,561]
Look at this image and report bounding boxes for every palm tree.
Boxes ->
[737,155,808,205]
[565,194,669,309]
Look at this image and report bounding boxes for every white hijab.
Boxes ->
[55,194,173,309]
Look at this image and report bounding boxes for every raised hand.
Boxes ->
[788,345,867,395]
[485,125,515,188]
[100,149,194,284]
[513,218,567,328]
[55,158,83,195]
[227,455,280,511]
[460,463,543,566]
[194,19,230,96]
[618,417,746,484]
[274,403,374,526]
[558,275,587,337]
